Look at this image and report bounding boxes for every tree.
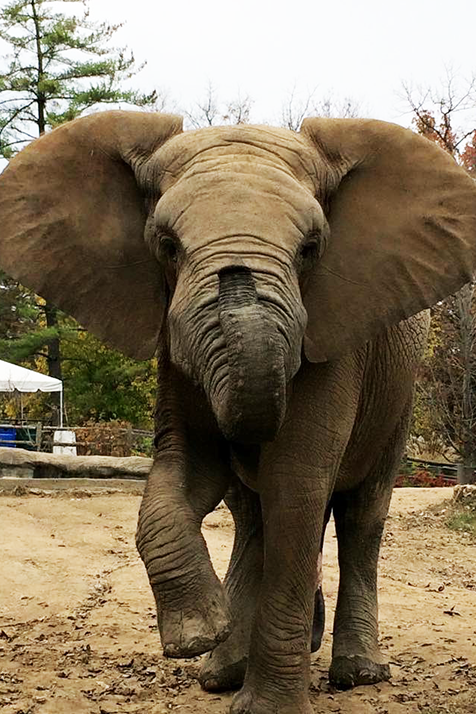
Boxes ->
[0,0,156,424]
[0,313,157,428]
[183,83,253,129]
[0,0,156,156]
[0,270,38,347]
[402,74,476,162]
[53,319,156,427]
[280,86,360,131]
[184,84,360,132]
[414,285,476,480]
[405,76,476,483]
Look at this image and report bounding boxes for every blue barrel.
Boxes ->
[0,426,16,448]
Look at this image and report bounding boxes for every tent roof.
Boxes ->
[0,360,62,393]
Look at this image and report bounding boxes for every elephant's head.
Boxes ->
[0,112,475,442]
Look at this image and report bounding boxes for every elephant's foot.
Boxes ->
[158,589,232,658]
[329,654,391,689]
[199,624,249,691]
[230,690,314,714]
[200,653,247,692]
[230,688,313,714]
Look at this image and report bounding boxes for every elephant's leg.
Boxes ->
[200,481,329,693]
[136,369,234,662]
[136,357,235,658]
[329,410,412,688]
[231,359,360,714]
[230,480,326,714]
[200,478,263,692]
[137,454,232,658]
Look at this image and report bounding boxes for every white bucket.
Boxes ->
[53,429,77,456]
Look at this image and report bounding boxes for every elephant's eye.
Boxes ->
[158,233,179,264]
[299,236,321,271]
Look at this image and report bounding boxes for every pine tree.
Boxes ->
[0,0,156,424]
[0,0,156,156]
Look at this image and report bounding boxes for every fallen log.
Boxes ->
[0,447,152,480]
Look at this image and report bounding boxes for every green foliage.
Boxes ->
[59,319,156,427]
[0,1,158,428]
[446,501,476,539]
[0,270,39,344]
[446,510,476,538]
[131,433,154,457]
[0,0,156,156]
[0,306,156,427]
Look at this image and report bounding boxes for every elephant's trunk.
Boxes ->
[212,266,287,443]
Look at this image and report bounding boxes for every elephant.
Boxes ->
[0,111,475,714]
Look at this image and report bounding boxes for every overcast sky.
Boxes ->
[85,0,476,128]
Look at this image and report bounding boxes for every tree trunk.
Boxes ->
[457,462,476,485]
[44,302,62,426]
[33,0,62,427]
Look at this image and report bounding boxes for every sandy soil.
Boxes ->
[0,486,475,714]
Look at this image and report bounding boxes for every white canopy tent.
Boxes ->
[0,360,63,427]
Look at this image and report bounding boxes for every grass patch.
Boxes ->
[446,507,476,538]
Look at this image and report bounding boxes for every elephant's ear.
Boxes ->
[0,111,183,359]
[300,118,476,362]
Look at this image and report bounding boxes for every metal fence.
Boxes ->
[0,424,154,457]
[406,456,458,481]
[0,424,468,482]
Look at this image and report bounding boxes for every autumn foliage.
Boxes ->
[407,80,476,483]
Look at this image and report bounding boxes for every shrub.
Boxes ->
[395,468,453,488]
[75,420,136,457]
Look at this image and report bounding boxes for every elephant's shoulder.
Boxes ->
[394,310,430,349]
[367,310,430,369]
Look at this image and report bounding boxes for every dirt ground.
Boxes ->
[0,485,475,714]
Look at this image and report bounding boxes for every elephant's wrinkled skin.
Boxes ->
[1,112,475,714]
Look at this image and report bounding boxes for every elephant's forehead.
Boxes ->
[155,167,325,250]
[153,125,321,190]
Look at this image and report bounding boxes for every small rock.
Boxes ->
[453,484,476,510]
